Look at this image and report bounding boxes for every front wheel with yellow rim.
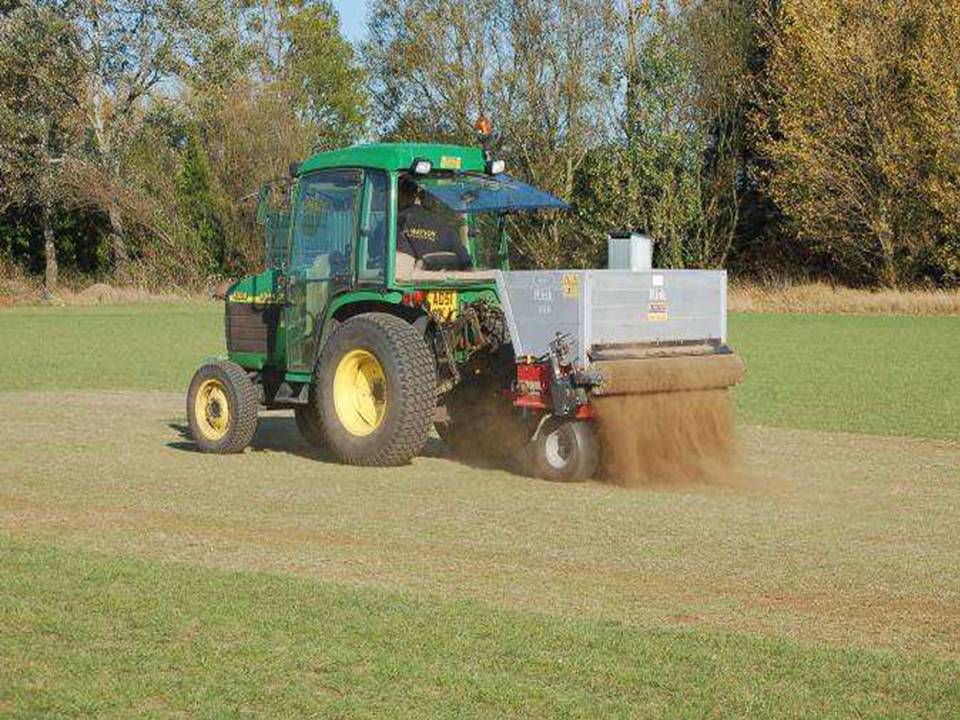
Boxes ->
[315,313,435,466]
[186,360,259,453]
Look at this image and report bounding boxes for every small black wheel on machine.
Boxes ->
[527,416,599,483]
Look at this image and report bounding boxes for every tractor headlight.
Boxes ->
[411,158,433,175]
[486,159,506,175]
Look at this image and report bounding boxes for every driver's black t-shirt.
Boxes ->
[397,204,470,268]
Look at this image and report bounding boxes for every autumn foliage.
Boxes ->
[3,0,960,290]
[754,0,960,287]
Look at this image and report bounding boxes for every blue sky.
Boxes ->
[333,0,371,43]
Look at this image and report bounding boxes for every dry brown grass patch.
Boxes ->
[0,278,205,307]
[730,280,960,316]
[62,282,204,306]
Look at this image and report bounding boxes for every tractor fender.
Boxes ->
[320,297,425,359]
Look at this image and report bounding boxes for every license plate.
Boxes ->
[426,290,458,321]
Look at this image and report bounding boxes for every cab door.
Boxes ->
[285,169,363,373]
[356,170,389,286]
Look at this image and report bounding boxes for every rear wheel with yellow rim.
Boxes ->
[315,313,435,466]
[186,360,259,453]
[332,349,388,436]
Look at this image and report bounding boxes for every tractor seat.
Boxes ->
[394,250,498,282]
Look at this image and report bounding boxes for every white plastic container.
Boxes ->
[607,232,654,271]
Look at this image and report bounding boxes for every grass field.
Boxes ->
[733,313,960,439]
[1,303,958,717]
[3,302,958,438]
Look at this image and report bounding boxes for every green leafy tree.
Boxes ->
[182,1,367,273]
[0,2,83,293]
[176,126,225,272]
[753,0,960,287]
[365,0,618,268]
[43,0,199,276]
[285,2,367,149]
[365,0,750,271]
[578,4,710,269]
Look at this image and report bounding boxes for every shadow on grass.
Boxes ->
[168,416,329,462]
[166,415,476,469]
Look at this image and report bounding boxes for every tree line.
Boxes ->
[2,0,959,293]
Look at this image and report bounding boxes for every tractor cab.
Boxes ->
[244,143,566,375]
[259,144,566,285]
[392,169,567,281]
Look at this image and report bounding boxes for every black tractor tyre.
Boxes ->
[315,313,436,466]
[528,417,599,482]
[186,360,259,454]
[294,401,325,447]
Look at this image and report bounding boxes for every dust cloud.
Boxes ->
[593,389,740,487]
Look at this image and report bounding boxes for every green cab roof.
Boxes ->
[297,143,487,175]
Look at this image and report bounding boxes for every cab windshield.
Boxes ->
[414,173,567,214]
[403,173,566,271]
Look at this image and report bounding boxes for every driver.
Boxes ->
[397,178,471,270]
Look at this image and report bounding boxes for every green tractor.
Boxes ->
[187,140,743,481]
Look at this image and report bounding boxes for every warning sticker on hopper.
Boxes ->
[561,273,581,298]
[648,300,669,321]
[648,285,668,321]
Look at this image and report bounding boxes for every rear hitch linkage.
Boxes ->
[537,333,601,417]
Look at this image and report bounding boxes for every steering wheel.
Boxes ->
[419,251,463,271]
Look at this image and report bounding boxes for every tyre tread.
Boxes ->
[186,359,259,454]
[317,312,435,466]
[529,418,598,482]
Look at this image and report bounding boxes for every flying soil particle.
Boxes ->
[593,389,740,487]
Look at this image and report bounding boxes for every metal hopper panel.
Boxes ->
[495,270,729,366]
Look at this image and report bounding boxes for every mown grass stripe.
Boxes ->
[1,537,957,719]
